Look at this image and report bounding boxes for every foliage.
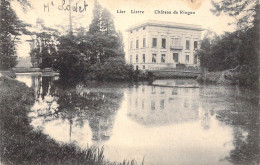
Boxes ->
[0,0,31,70]
[198,27,258,70]
[211,0,259,29]
[52,35,89,81]
[206,0,259,88]
[88,0,102,34]
[53,0,134,81]
[86,57,135,81]
[84,0,125,64]
[233,65,259,87]
[196,27,258,87]
[29,19,59,69]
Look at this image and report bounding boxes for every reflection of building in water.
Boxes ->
[127,82,200,126]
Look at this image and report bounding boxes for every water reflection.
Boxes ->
[25,75,125,148]
[14,75,260,165]
[127,84,200,126]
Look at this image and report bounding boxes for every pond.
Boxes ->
[15,74,259,165]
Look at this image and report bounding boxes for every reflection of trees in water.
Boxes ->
[75,83,125,141]
[32,78,125,142]
[41,76,52,100]
[31,75,42,99]
[216,89,259,164]
[198,107,214,130]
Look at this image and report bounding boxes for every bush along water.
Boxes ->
[0,77,138,165]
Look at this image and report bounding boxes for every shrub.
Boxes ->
[86,57,136,81]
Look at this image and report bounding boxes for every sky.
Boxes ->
[13,0,236,57]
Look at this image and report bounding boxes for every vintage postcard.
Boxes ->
[0,0,259,165]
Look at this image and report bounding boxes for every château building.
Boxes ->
[126,20,203,70]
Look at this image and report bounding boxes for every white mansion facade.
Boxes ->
[126,20,203,70]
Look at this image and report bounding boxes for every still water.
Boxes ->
[16,74,259,165]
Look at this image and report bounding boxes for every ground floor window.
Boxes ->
[151,100,155,110]
[186,55,189,63]
[130,55,132,64]
[194,54,197,64]
[161,54,166,63]
[173,53,178,62]
[136,65,138,70]
[160,100,165,110]
[194,41,198,49]
[152,86,156,94]
[152,54,156,63]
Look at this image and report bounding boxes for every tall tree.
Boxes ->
[211,0,259,29]
[85,0,125,64]
[88,0,102,34]
[0,0,31,70]
[100,8,116,35]
[192,0,259,87]
[211,0,259,68]
[53,35,87,80]
[210,0,259,86]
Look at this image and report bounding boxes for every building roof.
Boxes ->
[126,20,203,32]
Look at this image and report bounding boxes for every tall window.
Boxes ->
[151,100,155,110]
[152,38,157,48]
[186,55,189,63]
[160,100,165,110]
[136,39,139,49]
[152,54,156,63]
[186,40,190,50]
[130,40,133,49]
[173,53,178,62]
[152,86,156,94]
[194,54,197,64]
[142,54,145,63]
[136,54,138,63]
[161,54,166,63]
[143,38,146,47]
[194,41,198,49]
[162,38,166,48]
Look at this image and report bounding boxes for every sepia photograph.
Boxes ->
[0,0,259,164]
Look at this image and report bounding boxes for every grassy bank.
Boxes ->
[0,77,136,165]
[197,65,259,88]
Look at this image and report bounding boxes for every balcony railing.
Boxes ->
[170,45,183,50]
